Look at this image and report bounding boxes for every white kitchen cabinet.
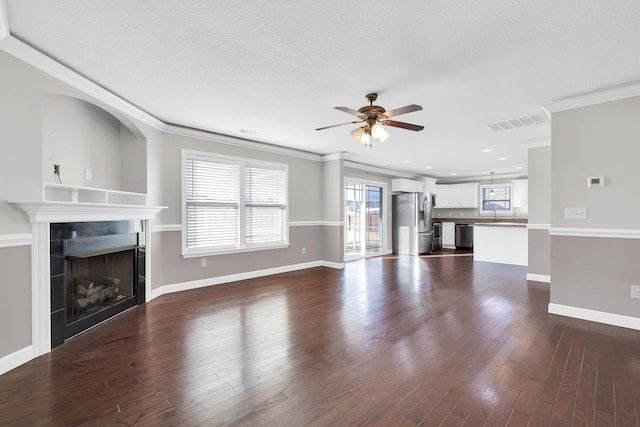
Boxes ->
[435,183,478,208]
[512,179,528,208]
[442,222,456,248]
[423,177,437,194]
[435,185,450,207]
[391,178,424,193]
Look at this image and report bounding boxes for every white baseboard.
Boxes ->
[527,273,551,283]
[0,345,33,376]
[150,260,344,300]
[548,303,640,331]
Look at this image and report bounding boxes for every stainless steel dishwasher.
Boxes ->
[455,223,474,249]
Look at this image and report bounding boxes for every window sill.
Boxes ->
[182,242,290,258]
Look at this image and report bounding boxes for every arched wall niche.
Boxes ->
[41,94,147,193]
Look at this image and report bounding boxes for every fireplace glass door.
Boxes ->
[67,249,136,324]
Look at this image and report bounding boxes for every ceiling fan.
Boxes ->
[316,93,424,146]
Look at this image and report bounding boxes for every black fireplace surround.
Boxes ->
[50,221,146,348]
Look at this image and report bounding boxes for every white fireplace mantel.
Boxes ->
[13,200,166,223]
[10,184,166,358]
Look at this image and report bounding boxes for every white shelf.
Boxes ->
[43,183,146,206]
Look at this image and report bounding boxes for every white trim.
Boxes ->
[0,35,165,130]
[0,0,8,40]
[521,137,551,148]
[437,172,527,184]
[31,222,51,356]
[527,273,551,283]
[149,260,344,300]
[322,153,344,162]
[290,221,343,227]
[0,34,322,163]
[0,345,33,376]
[0,233,32,248]
[151,224,182,233]
[343,160,417,179]
[527,223,551,230]
[544,80,640,113]
[550,227,640,239]
[549,303,640,331]
[164,124,323,162]
[152,221,344,231]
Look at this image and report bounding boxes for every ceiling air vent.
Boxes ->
[486,112,549,132]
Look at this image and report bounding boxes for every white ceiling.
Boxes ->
[4,1,640,179]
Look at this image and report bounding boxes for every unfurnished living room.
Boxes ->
[1,1,640,426]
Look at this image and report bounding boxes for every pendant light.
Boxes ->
[489,172,495,196]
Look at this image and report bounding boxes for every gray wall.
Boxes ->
[552,97,640,229]
[527,145,551,278]
[0,246,31,357]
[550,96,640,318]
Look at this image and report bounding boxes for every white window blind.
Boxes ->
[183,151,288,255]
[245,166,286,244]
[185,159,239,249]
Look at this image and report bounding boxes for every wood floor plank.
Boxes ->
[1,256,640,426]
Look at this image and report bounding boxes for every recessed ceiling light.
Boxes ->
[424,166,432,169]
[515,166,523,170]
[497,157,506,161]
[403,160,411,164]
[482,149,492,153]
[450,172,457,176]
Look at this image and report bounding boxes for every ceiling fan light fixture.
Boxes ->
[371,124,390,142]
[360,131,371,146]
[351,126,365,142]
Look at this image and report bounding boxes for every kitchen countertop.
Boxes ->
[473,222,527,228]
[433,218,527,226]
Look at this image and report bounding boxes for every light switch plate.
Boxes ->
[565,207,588,220]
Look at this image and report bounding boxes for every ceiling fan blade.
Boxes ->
[335,106,365,118]
[382,104,423,118]
[315,120,362,131]
[383,120,425,132]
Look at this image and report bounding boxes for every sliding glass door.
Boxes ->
[344,180,384,260]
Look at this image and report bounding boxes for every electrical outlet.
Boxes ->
[301,247,306,255]
[200,258,207,268]
[84,168,92,181]
[631,285,640,299]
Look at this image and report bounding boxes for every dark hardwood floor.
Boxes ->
[2,255,640,426]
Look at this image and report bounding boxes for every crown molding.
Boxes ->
[0,35,166,130]
[436,172,527,184]
[343,160,418,179]
[162,123,324,162]
[0,33,326,163]
[521,136,551,148]
[322,153,345,162]
[544,81,640,113]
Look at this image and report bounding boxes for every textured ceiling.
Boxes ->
[4,1,640,179]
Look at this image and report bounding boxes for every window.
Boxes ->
[480,183,513,216]
[182,150,288,256]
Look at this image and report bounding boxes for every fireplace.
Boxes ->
[50,221,145,347]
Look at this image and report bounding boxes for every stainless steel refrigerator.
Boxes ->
[392,192,434,255]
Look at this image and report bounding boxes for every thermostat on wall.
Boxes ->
[587,176,604,187]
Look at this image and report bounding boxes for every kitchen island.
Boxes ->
[473,222,528,266]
